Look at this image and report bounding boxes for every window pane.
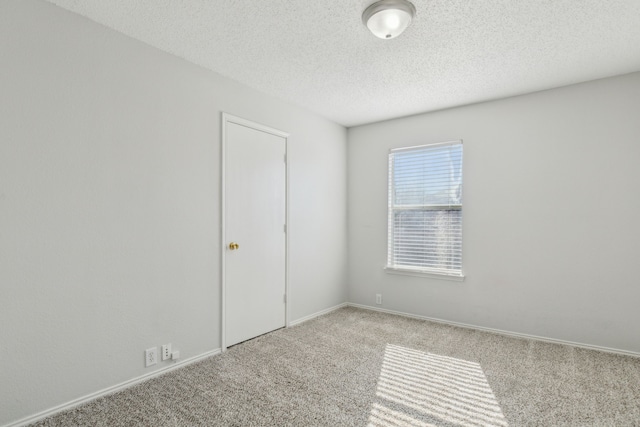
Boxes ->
[392,209,462,271]
[393,146,463,206]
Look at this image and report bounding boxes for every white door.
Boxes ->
[224,115,287,348]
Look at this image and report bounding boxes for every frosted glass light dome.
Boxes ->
[362,0,416,39]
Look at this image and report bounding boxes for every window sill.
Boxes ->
[384,266,465,282]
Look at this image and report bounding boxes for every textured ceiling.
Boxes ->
[46,0,640,127]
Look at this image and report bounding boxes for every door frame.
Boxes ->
[220,112,290,351]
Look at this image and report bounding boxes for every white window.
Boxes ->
[386,141,464,279]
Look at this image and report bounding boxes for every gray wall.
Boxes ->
[348,72,640,353]
[0,1,347,424]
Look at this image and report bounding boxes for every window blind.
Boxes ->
[387,141,463,276]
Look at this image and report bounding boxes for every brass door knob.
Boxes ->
[229,242,239,250]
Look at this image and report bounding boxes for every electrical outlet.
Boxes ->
[376,294,382,305]
[145,347,158,367]
[162,343,172,361]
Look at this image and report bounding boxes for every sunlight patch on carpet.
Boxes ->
[368,344,508,427]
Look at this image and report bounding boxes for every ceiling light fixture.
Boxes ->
[362,0,416,40]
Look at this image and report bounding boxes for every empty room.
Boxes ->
[2,0,639,426]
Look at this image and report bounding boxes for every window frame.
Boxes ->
[385,140,465,281]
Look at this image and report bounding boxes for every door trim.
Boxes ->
[220,113,290,351]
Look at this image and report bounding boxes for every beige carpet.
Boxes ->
[32,307,640,426]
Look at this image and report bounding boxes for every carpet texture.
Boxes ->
[31,307,640,426]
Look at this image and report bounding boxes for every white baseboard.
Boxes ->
[8,303,637,427]
[348,303,640,358]
[5,348,222,427]
[9,302,348,427]
[288,302,348,327]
